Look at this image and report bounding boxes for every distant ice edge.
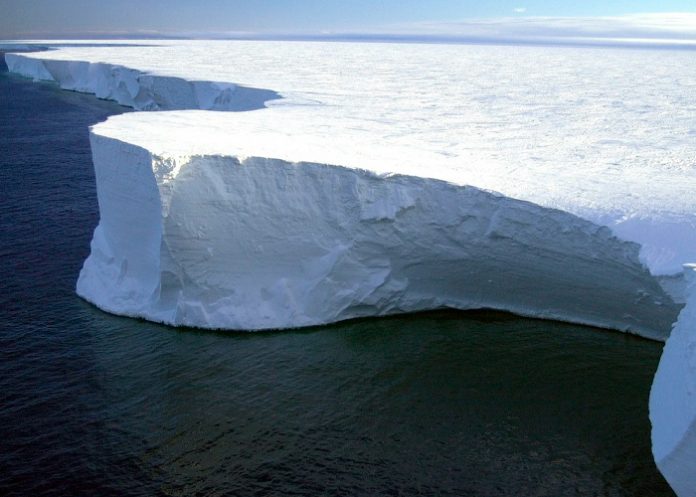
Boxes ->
[76,130,680,339]
[4,52,281,111]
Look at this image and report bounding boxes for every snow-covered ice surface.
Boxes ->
[7,40,696,278]
[6,40,695,334]
[651,264,696,497]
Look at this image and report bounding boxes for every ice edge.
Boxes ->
[76,131,679,340]
[5,50,683,340]
[650,264,696,497]
[4,52,282,111]
[6,43,695,497]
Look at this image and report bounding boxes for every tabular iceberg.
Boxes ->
[5,45,689,336]
[7,44,696,279]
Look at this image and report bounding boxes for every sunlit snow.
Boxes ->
[9,40,696,276]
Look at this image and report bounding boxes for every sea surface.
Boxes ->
[0,53,675,497]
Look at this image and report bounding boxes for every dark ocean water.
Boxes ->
[0,54,675,497]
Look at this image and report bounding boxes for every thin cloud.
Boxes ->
[371,12,696,41]
[513,8,527,14]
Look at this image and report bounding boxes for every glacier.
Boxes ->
[5,40,696,495]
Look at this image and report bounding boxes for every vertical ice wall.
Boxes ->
[651,264,696,497]
[76,131,680,337]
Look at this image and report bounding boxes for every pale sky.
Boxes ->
[1,0,696,40]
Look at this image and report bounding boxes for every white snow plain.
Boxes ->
[5,38,696,497]
[7,40,696,278]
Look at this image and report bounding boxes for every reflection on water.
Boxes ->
[0,53,673,496]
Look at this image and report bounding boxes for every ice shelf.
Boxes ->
[5,40,696,495]
[6,42,694,334]
[5,52,281,111]
[7,43,696,278]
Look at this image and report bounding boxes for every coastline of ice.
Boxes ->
[4,40,696,494]
[5,43,694,333]
[4,52,281,111]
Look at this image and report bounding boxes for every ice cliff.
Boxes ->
[7,47,696,279]
[651,265,696,497]
[4,48,687,337]
[5,43,695,495]
[76,118,679,338]
[4,52,280,111]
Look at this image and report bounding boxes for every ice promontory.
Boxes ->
[76,114,679,338]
